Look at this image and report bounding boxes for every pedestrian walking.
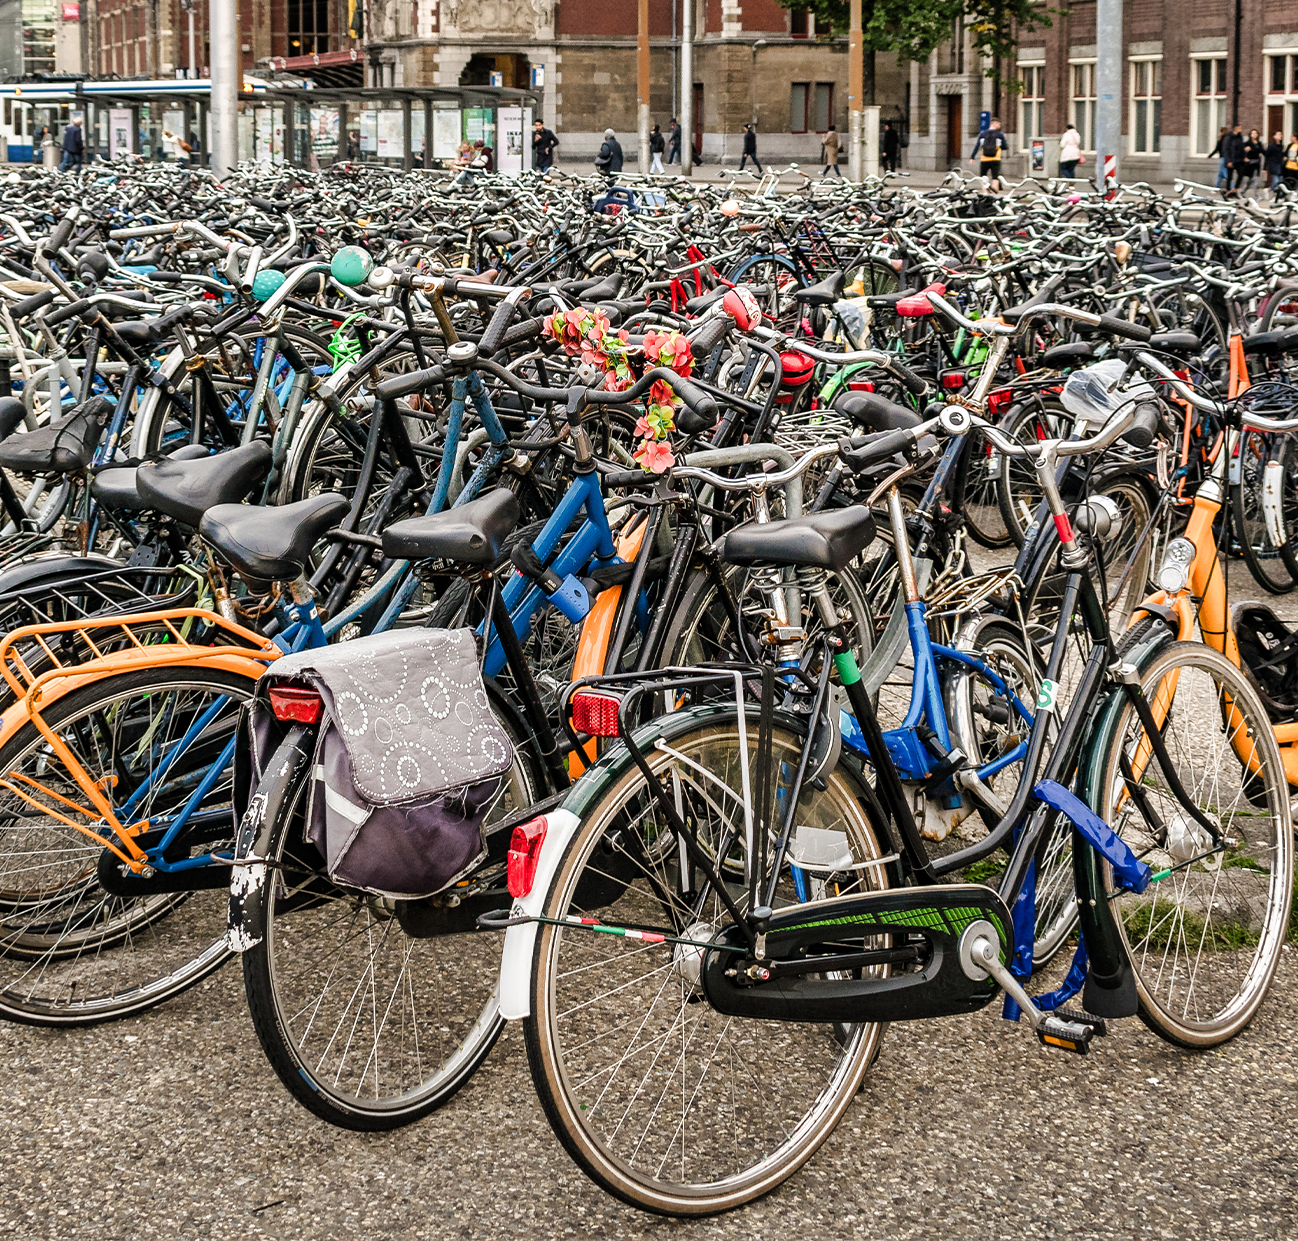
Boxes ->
[1265,130,1286,194]
[594,128,623,178]
[532,118,559,171]
[649,123,665,173]
[739,124,762,173]
[667,117,681,165]
[1058,123,1082,179]
[970,115,1008,191]
[1242,128,1264,197]
[882,119,900,172]
[820,124,841,177]
[1222,123,1245,195]
[1208,126,1229,188]
[58,118,83,172]
[1285,134,1298,191]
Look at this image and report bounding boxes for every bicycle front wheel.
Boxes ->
[1091,641,1293,1048]
[524,708,890,1215]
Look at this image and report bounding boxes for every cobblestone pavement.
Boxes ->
[3,933,1297,1240]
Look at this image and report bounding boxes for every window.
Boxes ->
[1071,61,1097,151]
[288,0,330,55]
[790,83,808,133]
[1019,63,1045,140]
[1264,53,1298,146]
[1130,58,1161,154]
[943,18,966,75]
[789,7,813,37]
[1193,56,1228,156]
[813,83,833,133]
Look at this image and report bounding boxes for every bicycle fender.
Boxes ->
[497,808,581,1020]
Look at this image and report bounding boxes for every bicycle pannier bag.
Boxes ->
[263,627,515,899]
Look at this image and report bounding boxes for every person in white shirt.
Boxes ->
[1058,125,1082,180]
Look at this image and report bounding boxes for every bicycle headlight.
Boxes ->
[1157,537,1195,594]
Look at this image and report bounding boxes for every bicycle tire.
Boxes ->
[1231,428,1295,593]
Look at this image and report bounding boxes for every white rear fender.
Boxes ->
[497,808,581,1021]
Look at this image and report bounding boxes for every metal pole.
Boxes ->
[848,0,863,180]
[1094,0,1121,192]
[210,0,239,178]
[188,6,196,78]
[680,0,693,175]
[637,0,651,172]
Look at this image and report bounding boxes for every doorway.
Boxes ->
[946,95,964,167]
[693,83,703,161]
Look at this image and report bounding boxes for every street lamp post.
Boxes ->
[848,0,863,180]
[638,0,651,172]
[210,0,238,178]
[680,0,694,175]
[1095,0,1122,192]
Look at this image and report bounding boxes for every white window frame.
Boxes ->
[1264,49,1298,148]
[1018,61,1045,142]
[1129,55,1162,155]
[1191,54,1229,157]
[1070,59,1097,152]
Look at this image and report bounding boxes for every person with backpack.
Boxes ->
[594,128,623,178]
[739,124,762,173]
[649,123,665,174]
[970,116,1008,191]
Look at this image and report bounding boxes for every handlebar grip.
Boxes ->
[9,289,55,320]
[837,428,914,472]
[47,216,76,254]
[1098,315,1152,342]
[1121,400,1161,450]
[655,371,719,431]
[478,298,522,358]
[45,297,94,327]
[374,364,448,402]
[889,360,928,397]
[689,317,730,360]
[603,468,660,489]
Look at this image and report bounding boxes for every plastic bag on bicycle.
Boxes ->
[258,628,516,899]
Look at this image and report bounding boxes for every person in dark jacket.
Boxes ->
[969,116,1008,191]
[649,123,665,173]
[882,119,900,172]
[738,124,761,173]
[667,117,681,164]
[1240,128,1264,196]
[595,128,623,177]
[58,118,83,171]
[1222,124,1246,195]
[532,119,559,171]
[1265,130,1286,194]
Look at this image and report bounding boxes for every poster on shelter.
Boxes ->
[433,109,460,160]
[109,108,132,158]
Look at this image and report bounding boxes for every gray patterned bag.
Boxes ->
[266,628,515,899]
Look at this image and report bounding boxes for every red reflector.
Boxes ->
[572,690,622,738]
[268,683,325,724]
[987,387,1014,415]
[847,380,876,392]
[940,372,966,389]
[507,816,548,898]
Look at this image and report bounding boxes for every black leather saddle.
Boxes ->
[0,395,114,474]
[200,493,350,583]
[1148,330,1201,354]
[1042,340,1094,369]
[720,506,877,573]
[92,444,211,514]
[833,390,922,432]
[1242,329,1298,356]
[792,269,846,307]
[136,440,273,528]
[382,488,520,565]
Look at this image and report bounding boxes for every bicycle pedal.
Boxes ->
[1051,1007,1108,1037]
[1036,1014,1094,1055]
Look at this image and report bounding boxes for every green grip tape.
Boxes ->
[834,651,862,686]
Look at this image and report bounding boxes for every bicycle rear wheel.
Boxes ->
[1091,642,1292,1047]
[524,708,890,1215]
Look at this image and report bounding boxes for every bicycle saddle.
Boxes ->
[1041,340,1094,369]
[0,395,114,475]
[200,492,350,583]
[1242,330,1289,356]
[719,506,877,573]
[895,283,948,318]
[792,269,846,307]
[113,321,160,350]
[833,390,922,432]
[684,288,726,315]
[1147,330,1201,354]
[576,273,623,303]
[92,444,211,514]
[382,488,520,565]
[136,440,273,528]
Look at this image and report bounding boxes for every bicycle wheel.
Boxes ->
[240,684,543,1130]
[1090,641,1293,1047]
[0,666,255,1025]
[524,707,890,1215]
[953,428,1013,548]
[1231,428,1295,593]
[996,395,1071,546]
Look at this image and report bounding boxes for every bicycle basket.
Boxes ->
[258,627,515,900]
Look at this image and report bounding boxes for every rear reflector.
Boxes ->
[507,816,548,898]
[940,371,966,389]
[268,683,325,724]
[572,690,622,738]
